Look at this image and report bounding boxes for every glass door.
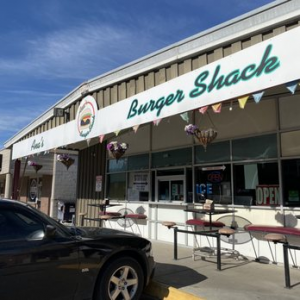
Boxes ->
[156,175,185,202]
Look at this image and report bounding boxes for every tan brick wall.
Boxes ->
[40,175,52,214]
[18,175,52,215]
[0,149,11,174]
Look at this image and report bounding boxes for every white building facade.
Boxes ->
[5,0,300,264]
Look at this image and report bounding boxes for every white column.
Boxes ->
[49,154,57,218]
[4,173,12,199]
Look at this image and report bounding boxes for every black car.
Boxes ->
[0,199,155,300]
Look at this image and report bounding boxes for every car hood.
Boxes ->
[69,226,138,239]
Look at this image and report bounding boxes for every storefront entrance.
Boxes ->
[156,175,185,202]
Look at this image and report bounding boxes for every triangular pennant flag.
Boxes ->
[252,91,264,104]
[199,106,208,114]
[212,103,222,113]
[114,130,120,136]
[238,96,249,109]
[99,135,105,143]
[153,119,162,126]
[180,112,189,123]
[133,125,139,133]
[86,138,91,146]
[285,80,299,94]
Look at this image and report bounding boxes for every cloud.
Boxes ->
[0,108,40,132]
[0,22,160,82]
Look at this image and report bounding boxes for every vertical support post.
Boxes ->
[216,233,221,271]
[283,243,291,288]
[174,227,178,260]
[80,214,85,227]
[50,153,57,218]
[4,173,12,199]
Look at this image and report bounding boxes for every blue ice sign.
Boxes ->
[196,183,213,195]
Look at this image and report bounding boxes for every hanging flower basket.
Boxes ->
[57,154,75,170]
[184,124,217,151]
[28,161,43,173]
[107,141,128,161]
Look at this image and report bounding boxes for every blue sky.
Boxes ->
[0,0,274,149]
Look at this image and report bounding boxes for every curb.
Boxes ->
[144,280,205,300]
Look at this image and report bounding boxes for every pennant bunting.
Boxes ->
[114,130,120,136]
[99,135,105,143]
[180,112,189,123]
[133,125,139,133]
[153,119,162,126]
[252,91,264,104]
[285,80,299,94]
[238,96,249,109]
[86,138,91,147]
[199,106,208,114]
[212,103,222,113]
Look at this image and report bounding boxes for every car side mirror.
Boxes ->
[45,225,57,238]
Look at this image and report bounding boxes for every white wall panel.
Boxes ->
[279,94,300,129]
[152,114,193,151]
[195,99,277,141]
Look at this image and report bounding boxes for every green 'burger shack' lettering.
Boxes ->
[126,44,280,120]
[127,89,185,119]
[190,44,280,98]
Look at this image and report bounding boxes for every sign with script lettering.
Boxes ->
[12,26,300,159]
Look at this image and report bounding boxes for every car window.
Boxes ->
[15,212,39,225]
[0,207,45,241]
[25,204,74,238]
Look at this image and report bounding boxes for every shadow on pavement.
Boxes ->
[153,261,207,288]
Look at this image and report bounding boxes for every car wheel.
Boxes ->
[96,257,144,300]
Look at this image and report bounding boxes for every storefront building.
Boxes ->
[4,0,300,263]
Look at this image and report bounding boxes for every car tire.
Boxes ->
[95,256,144,300]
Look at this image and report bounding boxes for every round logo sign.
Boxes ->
[76,96,97,138]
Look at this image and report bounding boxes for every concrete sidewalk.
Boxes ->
[144,240,300,300]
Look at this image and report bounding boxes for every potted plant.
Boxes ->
[184,124,217,151]
[28,160,43,173]
[57,154,75,170]
[107,141,128,160]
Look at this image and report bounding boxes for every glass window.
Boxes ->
[108,154,149,173]
[233,162,279,206]
[195,164,232,204]
[127,172,149,201]
[106,173,126,200]
[282,159,300,207]
[128,154,149,171]
[195,141,230,164]
[107,158,127,173]
[0,207,44,241]
[152,148,192,168]
[157,175,184,202]
[232,134,277,161]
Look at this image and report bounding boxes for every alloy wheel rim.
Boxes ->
[108,265,139,300]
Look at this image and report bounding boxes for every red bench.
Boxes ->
[244,224,300,237]
[186,219,225,228]
[244,224,300,288]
